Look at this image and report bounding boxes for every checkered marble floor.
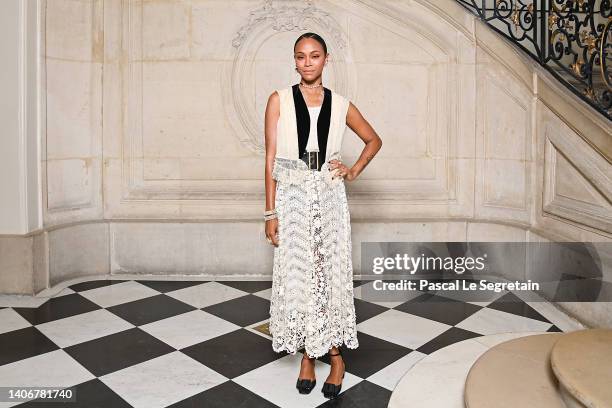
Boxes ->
[0,278,567,408]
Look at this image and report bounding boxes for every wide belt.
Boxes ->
[300,151,322,171]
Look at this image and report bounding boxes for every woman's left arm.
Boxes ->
[340,102,382,181]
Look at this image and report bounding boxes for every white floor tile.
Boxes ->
[140,310,240,349]
[366,350,427,391]
[357,309,451,349]
[0,349,95,406]
[455,307,552,335]
[35,309,134,348]
[100,351,227,408]
[253,288,271,300]
[165,281,249,308]
[0,308,31,335]
[78,281,160,308]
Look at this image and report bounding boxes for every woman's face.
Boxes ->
[294,38,327,80]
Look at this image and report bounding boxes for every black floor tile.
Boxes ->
[216,280,272,293]
[416,326,482,355]
[68,280,127,292]
[106,294,196,326]
[394,293,482,326]
[17,378,132,407]
[168,380,279,408]
[0,326,59,366]
[318,332,412,379]
[64,327,174,377]
[353,298,388,324]
[353,280,368,288]
[136,280,209,293]
[547,325,563,332]
[13,293,102,325]
[317,379,391,407]
[202,294,270,327]
[486,292,550,322]
[181,329,282,379]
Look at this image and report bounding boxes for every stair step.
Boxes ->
[551,329,612,408]
[388,332,543,408]
[464,333,566,408]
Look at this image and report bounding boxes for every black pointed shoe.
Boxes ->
[322,347,345,399]
[296,353,317,394]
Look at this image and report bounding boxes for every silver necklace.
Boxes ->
[299,81,322,89]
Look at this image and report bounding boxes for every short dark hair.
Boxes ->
[294,32,327,55]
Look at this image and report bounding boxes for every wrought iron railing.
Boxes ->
[456,0,611,121]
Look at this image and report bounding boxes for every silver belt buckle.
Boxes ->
[305,151,319,170]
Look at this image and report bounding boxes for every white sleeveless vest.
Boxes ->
[275,85,350,163]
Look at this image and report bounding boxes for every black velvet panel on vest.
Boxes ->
[292,83,332,168]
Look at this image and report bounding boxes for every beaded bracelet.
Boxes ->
[264,209,277,221]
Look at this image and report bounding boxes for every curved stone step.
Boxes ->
[464,333,566,408]
[550,329,612,408]
[388,332,544,408]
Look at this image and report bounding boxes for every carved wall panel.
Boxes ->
[475,47,532,224]
[540,106,611,233]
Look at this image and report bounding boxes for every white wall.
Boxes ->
[0,0,41,234]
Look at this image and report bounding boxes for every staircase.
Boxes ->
[455,0,612,122]
[464,329,612,408]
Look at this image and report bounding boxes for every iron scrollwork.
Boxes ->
[457,0,611,121]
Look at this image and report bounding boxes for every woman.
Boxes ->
[263,32,382,399]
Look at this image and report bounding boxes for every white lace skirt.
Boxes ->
[269,156,359,358]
